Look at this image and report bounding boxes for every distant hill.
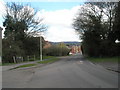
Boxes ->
[50,41,81,46]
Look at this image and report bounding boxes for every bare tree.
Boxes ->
[3,2,47,39]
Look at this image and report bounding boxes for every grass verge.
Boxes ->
[43,56,55,59]
[10,64,36,70]
[88,56,119,63]
[10,57,58,70]
[1,56,55,66]
[37,57,59,64]
[1,63,15,66]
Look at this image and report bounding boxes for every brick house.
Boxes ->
[69,45,81,54]
[43,41,52,49]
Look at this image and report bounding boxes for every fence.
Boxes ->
[12,55,39,63]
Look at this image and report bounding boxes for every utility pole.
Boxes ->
[0,27,2,63]
[40,35,42,61]
[0,27,2,90]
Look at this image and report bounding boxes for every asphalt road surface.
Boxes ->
[2,54,118,88]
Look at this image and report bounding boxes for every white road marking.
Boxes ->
[80,61,83,63]
[89,62,95,65]
[77,61,83,64]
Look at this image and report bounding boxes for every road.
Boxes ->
[2,54,118,88]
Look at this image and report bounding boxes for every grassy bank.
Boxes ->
[37,57,59,64]
[10,64,37,70]
[9,57,59,69]
[14,64,36,69]
[43,56,55,59]
[1,56,57,66]
[88,56,119,63]
[1,63,15,66]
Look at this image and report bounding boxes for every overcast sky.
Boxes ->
[0,0,85,42]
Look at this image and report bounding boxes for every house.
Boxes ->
[43,41,52,49]
[69,45,81,55]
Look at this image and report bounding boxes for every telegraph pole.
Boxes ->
[0,27,2,63]
[0,27,2,90]
[40,35,42,61]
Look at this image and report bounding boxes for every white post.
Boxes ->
[28,56,29,61]
[21,57,23,62]
[13,56,16,63]
[34,55,35,61]
[40,36,42,61]
[0,57,1,63]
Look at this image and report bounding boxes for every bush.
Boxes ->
[43,44,70,56]
[2,39,25,63]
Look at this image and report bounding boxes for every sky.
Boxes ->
[0,0,85,42]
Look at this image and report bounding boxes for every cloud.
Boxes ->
[0,0,6,23]
[37,5,81,42]
[44,26,80,42]
[3,0,119,2]
[0,1,82,42]
[0,0,6,16]
[0,0,6,38]
[4,0,86,2]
